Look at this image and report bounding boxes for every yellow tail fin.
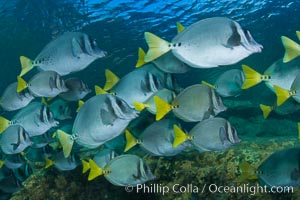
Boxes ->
[76,100,84,112]
[154,96,173,121]
[45,158,54,169]
[176,22,185,33]
[17,76,28,92]
[104,69,119,91]
[19,56,34,77]
[273,85,291,106]
[81,159,90,174]
[237,161,258,182]
[144,32,171,62]
[281,36,300,63]
[0,116,10,133]
[259,104,273,119]
[94,85,108,95]
[296,31,300,41]
[88,159,103,181]
[0,160,3,168]
[41,97,49,106]
[241,65,263,89]
[201,80,216,89]
[136,48,147,68]
[124,130,138,152]
[133,101,149,111]
[56,129,74,158]
[173,125,189,147]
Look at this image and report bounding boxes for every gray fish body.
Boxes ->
[140,119,189,156]
[264,58,300,91]
[13,102,59,137]
[171,17,262,68]
[49,98,72,120]
[35,32,106,75]
[27,71,68,97]
[190,118,240,152]
[0,82,34,111]
[112,64,169,108]
[173,84,226,122]
[59,77,91,101]
[73,94,138,149]
[258,148,300,187]
[153,51,190,74]
[104,154,155,186]
[215,69,244,97]
[53,151,79,171]
[0,125,32,155]
[93,149,117,169]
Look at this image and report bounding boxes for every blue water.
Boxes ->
[1,0,300,199]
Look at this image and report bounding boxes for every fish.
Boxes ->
[17,71,69,98]
[88,154,155,186]
[241,57,300,91]
[3,153,26,169]
[59,77,91,101]
[0,174,22,193]
[134,88,176,114]
[173,117,240,152]
[45,151,79,171]
[57,94,139,158]
[154,84,226,122]
[19,32,107,76]
[92,149,117,169]
[95,64,175,108]
[281,32,300,63]
[48,98,72,120]
[273,74,300,106]
[30,131,56,148]
[144,17,262,68]
[0,102,59,136]
[125,119,190,156]
[136,48,190,74]
[202,69,245,97]
[12,163,33,182]
[24,146,53,163]
[0,125,32,155]
[0,82,34,112]
[257,148,300,187]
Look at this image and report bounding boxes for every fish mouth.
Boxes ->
[241,30,263,53]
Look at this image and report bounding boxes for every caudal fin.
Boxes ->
[133,101,149,111]
[0,116,10,133]
[76,100,84,112]
[136,48,147,68]
[81,159,90,174]
[241,65,263,89]
[259,104,273,119]
[124,129,138,152]
[104,69,119,91]
[56,129,74,158]
[273,85,291,106]
[17,76,28,92]
[144,32,171,62]
[176,22,185,33]
[154,96,173,121]
[88,159,103,181]
[201,80,216,89]
[173,124,188,148]
[281,36,300,63]
[19,56,34,77]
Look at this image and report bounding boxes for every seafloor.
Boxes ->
[10,100,300,200]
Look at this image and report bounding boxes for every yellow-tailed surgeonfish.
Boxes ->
[2,153,26,169]
[273,74,300,106]
[0,125,32,155]
[202,69,245,97]
[281,32,300,63]
[45,151,79,171]
[88,154,155,186]
[95,63,176,108]
[154,84,226,122]
[144,17,262,68]
[57,94,139,158]
[17,71,68,98]
[241,57,300,90]
[48,98,72,120]
[256,148,300,187]
[125,119,191,156]
[19,32,106,76]
[59,77,91,102]
[136,48,190,73]
[0,102,59,136]
[90,149,117,169]
[0,82,34,112]
[30,131,55,149]
[173,118,240,152]
[134,88,176,114]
